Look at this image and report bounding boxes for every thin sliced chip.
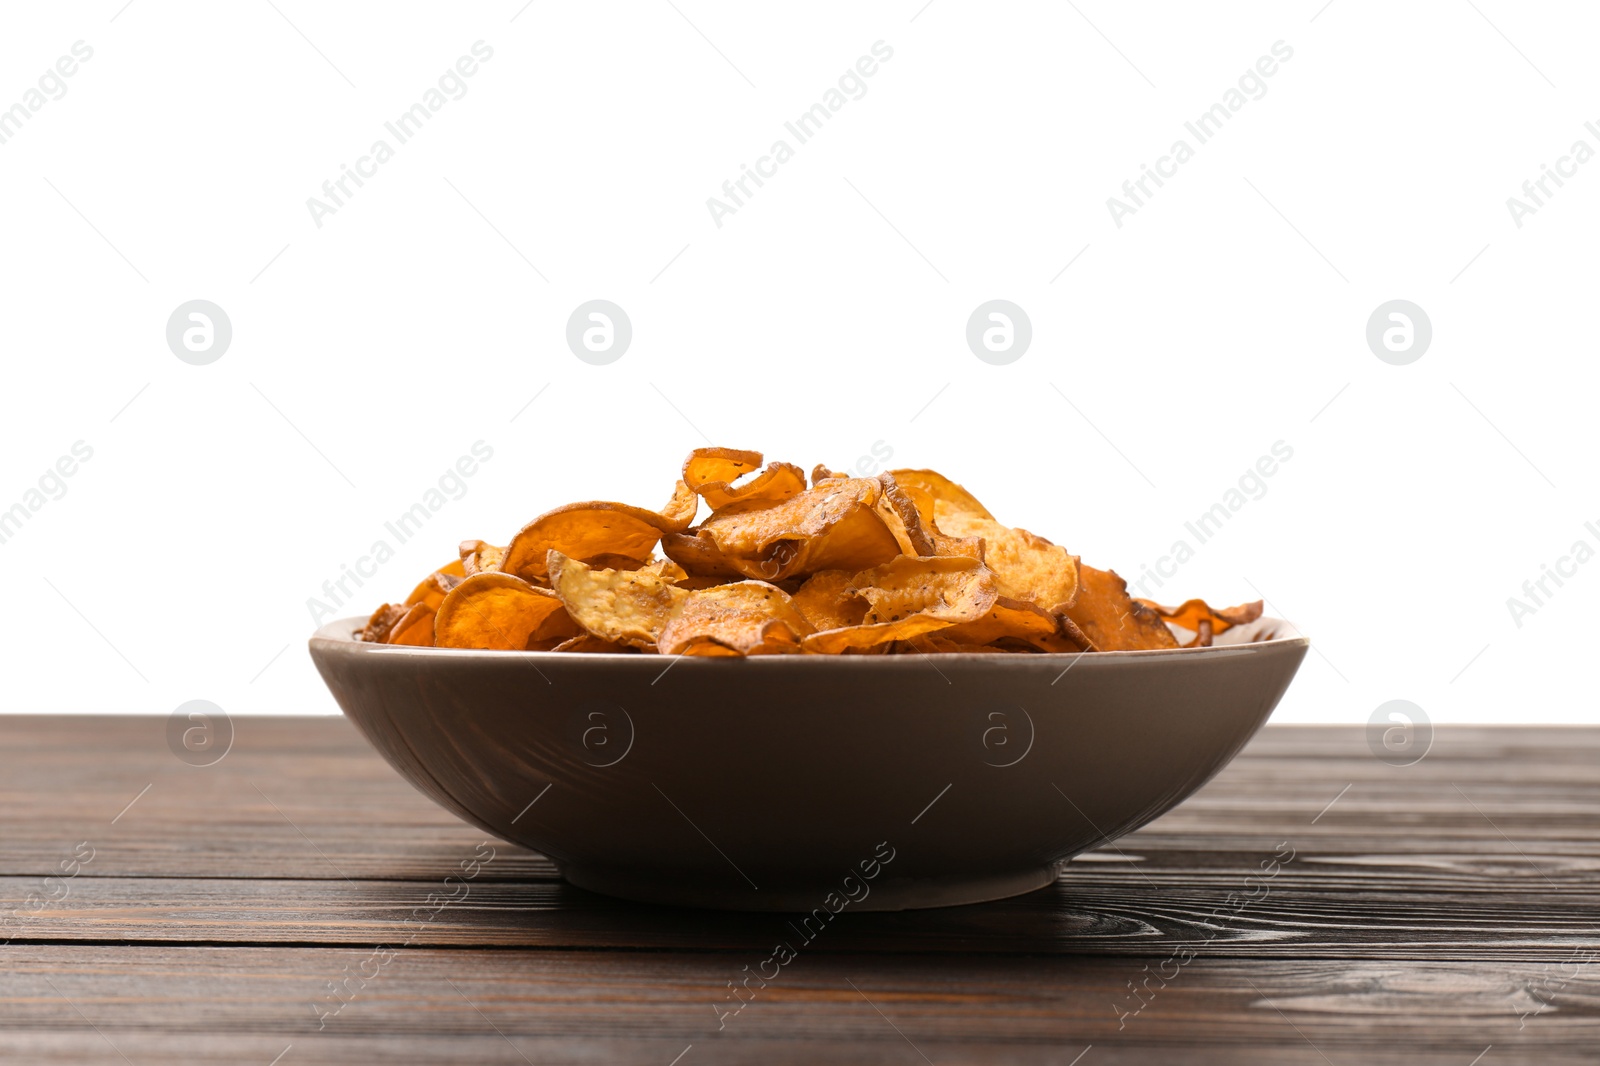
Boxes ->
[874,472,937,557]
[503,483,695,583]
[802,556,996,654]
[889,472,1078,608]
[1062,565,1178,651]
[404,559,468,610]
[552,633,634,653]
[360,603,407,643]
[637,557,690,583]
[1135,597,1264,636]
[675,478,900,581]
[810,463,846,485]
[940,596,1078,652]
[434,572,570,651]
[547,550,688,650]
[885,477,985,560]
[458,540,506,578]
[789,569,869,632]
[658,581,814,657]
[386,602,436,646]
[683,448,806,511]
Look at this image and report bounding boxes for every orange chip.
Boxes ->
[789,569,869,632]
[360,603,407,643]
[434,572,572,651]
[939,596,1084,653]
[547,550,687,650]
[552,633,634,653]
[387,602,437,646]
[404,559,467,610]
[658,581,814,656]
[802,556,997,654]
[683,448,807,511]
[1062,565,1179,651]
[458,540,506,578]
[673,478,900,582]
[502,481,697,583]
[1135,597,1264,636]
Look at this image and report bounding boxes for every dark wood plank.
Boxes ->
[0,946,1595,1063]
[4,861,1597,958]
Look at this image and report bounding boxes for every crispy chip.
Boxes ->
[360,603,407,643]
[1135,597,1264,636]
[789,569,869,632]
[802,556,996,653]
[888,469,1077,609]
[1062,565,1179,651]
[547,550,687,650]
[387,602,437,647]
[458,541,506,578]
[683,448,807,511]
[502,482,696,583]
[404,559,467,611]
[434,572,572,651]
[658,581,814,656]
[552,633,633,653]
[938,596,1085,652]
[671,478,900,582]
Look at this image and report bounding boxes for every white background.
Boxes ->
[0,1,1594,725]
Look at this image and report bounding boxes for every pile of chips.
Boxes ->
[359,448,1261,656]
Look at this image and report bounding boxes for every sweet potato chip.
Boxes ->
[940,596,1086,653]
[1135,597,1264,636]
[386,602,437,647]
[683,448,806,511]
[360,603,407,643]
[503,482,696,583]
[434,572,571,651]
[658,581,814,656]
[890,471,1077,608]
[802,556,996,653]
[404,559,467,610]
[675,478,900,581]
[789,569,869,632]
[547,550,687,650]
[1062,565,1179,651]
[458,541,506,578]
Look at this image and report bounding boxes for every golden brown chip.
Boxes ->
[458,540,506,578]
[404,559,467,610]
[360,603,408,643]
[802,556,997,653]
[503,483,696,583]
[683,448,806,511]
[547,550,687,650]
[1062,565,1179,651]
[1135,597,1264,636]
[658,581,814,657]
[386,602,436,647]
[939,596,1080,652]
[789,569,869,632]
[434,572,571,651]
[890,471,1077,609]
[552,633,634,653]
[874,472,937,557]
[673,478,900,582]
[810,463,846,485]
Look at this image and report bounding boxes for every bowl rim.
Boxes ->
[310,615,1308,663]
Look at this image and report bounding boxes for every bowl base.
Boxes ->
[557,862,1061,912]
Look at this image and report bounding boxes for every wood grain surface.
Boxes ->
[1,715,1596,1064]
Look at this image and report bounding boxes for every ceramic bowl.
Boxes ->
[309,616,1307,911]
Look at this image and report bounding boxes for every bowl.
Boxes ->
[309,616,1307,911]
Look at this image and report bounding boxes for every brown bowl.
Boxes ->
[309,616,1307,911]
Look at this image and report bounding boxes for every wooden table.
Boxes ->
[1,717,1595,1064]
